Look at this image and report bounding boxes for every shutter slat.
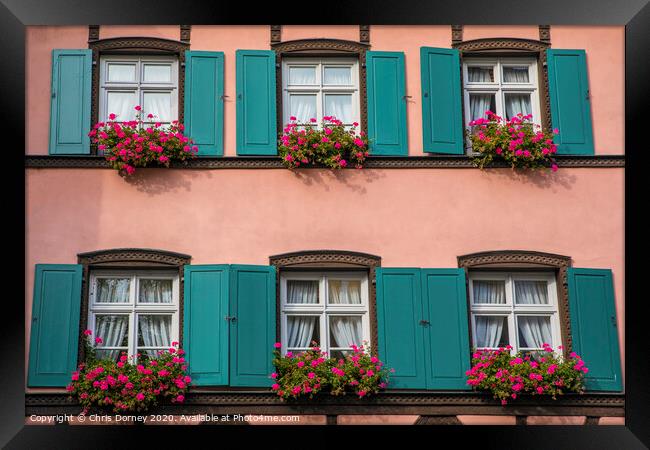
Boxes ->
[184,51,224,156]
[366,51,408,155]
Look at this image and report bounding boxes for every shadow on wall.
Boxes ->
[487,167,578,191]
[124,168,209,195]
[289,168,387,194]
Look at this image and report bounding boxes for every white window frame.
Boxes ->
[88,269,180,362]
[99,55,179,125]
[468,271,562,354]
[280,271,370,357]
[282,57,360,127]
[462,57,542,153]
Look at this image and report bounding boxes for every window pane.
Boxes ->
[329,316,363,348]
[288,66,316,85]
[289,95,317,123]
[472,280,506,304]
[514,280,549,305]
[96,278,131,303]
[474,316,509,348]
[143,64,172,83]
[517,316,552,349]
[328,280,362,304]
[107,64,136,82]
[138,279,173,304]
[504,93,532,120]
[467,66,494,83]
[324,94,353,123]
[330,349,352,360]
[138,349,166,361]
[502,66,530,83]
[323,66,352,85]
[95,315,130,347]
[143,92,172,123]
[106,91,137,121]
[287,280,319,304]
[95,349,125,362]
[468,93,496,121]
[137,315,172,347]
[286,316,319,348]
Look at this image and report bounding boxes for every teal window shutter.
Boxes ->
[366,51,408,155]
[183,265,230,386]
[184,51,224,156]
[49,49,92,155]
[420,269,471,390]
[229,265,276,387]
[236,50,277,155]
[375,268,427,389]
[546,49,594,155]
[28,264,83,387]
[567,268,622,391]
[420,47,463,154]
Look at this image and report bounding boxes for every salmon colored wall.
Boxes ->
[463,25,540,41]
[25,167,625,386]
[99,25,180,40]
[281,25,359,42]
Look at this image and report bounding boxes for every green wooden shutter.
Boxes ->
[376,268,427,389]
[184,51,224,156]
[420,47,463,154]
[28,264,83,387]
[49,49,92,155]
[236,50,277,155]
[183,265,229,386]
[567,268,622,391]
[420,269,471,390]
[229,265,276,387]
[546,49,594,155]
[366,51,408,156]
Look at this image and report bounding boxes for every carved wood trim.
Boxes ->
[180,25,191,43]
[416,415,462,425]
[451,25,463,45]
[88,25,99,42]
[270,25,281,44]
[359,25,370,44]
[539,25,551,44]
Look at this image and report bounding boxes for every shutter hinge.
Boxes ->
[371,277,376,285]
[585,90,590,101]
[611,316,617,328]
[181,62,185,68]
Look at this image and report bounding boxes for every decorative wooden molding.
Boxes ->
[270,25,281,44]
[88,25,100,42]
[458,250,573,355]
[451,25,463,45]
[25,155,626,170]
[359,25,370,44]
[416,415,462,425]
[539,25,551,44]
[271,39,370,135]
[180,25,191,43]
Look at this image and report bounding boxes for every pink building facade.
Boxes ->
[25,25,625,425]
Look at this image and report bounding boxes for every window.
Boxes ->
[280,271,370,359]
[88,270,180,362]
[462,57,541,132]
[282,58,360,126]
[468,271,562,354]
[99,55,178,126]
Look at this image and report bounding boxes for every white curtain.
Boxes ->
[504,94,532,120]
[107,64,136,83]
[106,91,137,121]
[95,315,129,361]
[472,280,506,304]
[329,280,361,304]
[468,67,493,82]
[503,67,529,83]
[287,280,318,304]
[324,95,353,123]
[287,316,317,348]
[138,315,172,356]
[324,67,351,85]
[469,93,495,122]
[330,316,362,348]
[289,67,316,85]
[518,316,552,349]
[289,95,317,124]
[474,316,506,348]
[96,278,130,303]
[139,279,173,304]
[143,92,172,123]
[515,281,549,305]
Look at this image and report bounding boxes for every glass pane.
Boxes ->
[504,93,532,120]
[137,315,172,347]
[143,64,172,83]
[472,280,506,304]
[286,316,320,348]
[107,64,136,82]
[143,92,172,123]
[467,66,494,83]
[96,278,131,303]
[287,280,319,304]
[474,316,509,348]
[514,280,549,305]
[95,349,124,362]
[329,316,363,348]
[137,349,165,361]
[328,280,362,304]
[324,94,353,123]
[330,349,352,360]
[517,316,552,349]
[323,66,352,85]
[288,95,317,124]
[288,66,316,85]
[106,91,137,121]
[95,315,129,347]
[502,66,530,83]
[138,279,173,304]
[468,93,496,121]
